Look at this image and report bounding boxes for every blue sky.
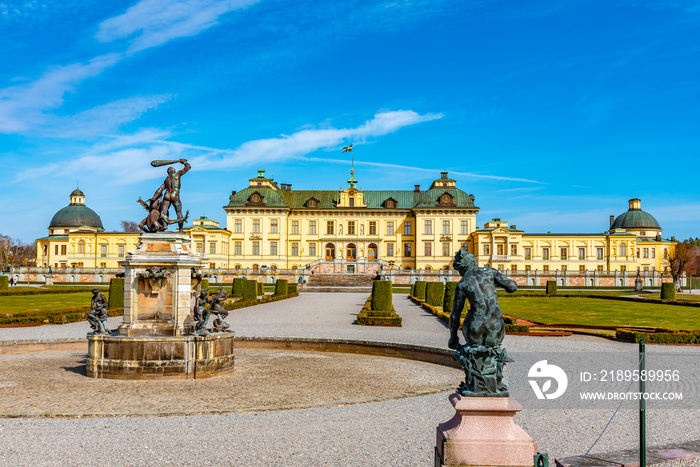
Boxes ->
[1,0,699,243]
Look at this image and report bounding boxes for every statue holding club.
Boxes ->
[138,159,191,233]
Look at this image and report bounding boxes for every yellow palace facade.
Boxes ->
[36,172,676,276]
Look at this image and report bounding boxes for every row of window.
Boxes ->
[495,264,658,273]
[231,241,419,257]
[233,219,471,236]
[49,244,128,258]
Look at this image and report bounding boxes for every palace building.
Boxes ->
[36,171,676,276]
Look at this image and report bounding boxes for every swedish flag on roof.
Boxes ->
[342,144,353,153]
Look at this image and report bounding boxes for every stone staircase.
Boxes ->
[304,273,375,293]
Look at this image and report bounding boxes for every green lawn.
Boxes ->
[498,296,700,330]
[0,292,94,314]
[645,293,700,302]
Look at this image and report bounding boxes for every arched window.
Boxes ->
[270,264,278,271]
[368,243,378,260]
[234,264,242,270]
[620,243,627,256]
[425,265,432,271]
[325,243,335,261]
[346,243,357,260]
[78,240,85,254]
[252,264,259,270]
[291,265,298,270]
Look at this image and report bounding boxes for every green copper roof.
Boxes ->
[611,209,661,230]
[224,186,478,210]
[70,188,84,197]
[49,205,104,230]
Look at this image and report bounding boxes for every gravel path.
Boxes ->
[0,293,698,466]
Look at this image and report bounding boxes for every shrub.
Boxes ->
[546,280,557,295]
[371,280,393,311]
[242,280,257,301]
[274,279,289,297]
[443,281,457,313]
[257,281,263,296]
[232,278,245,296]
[502,315,517,325]
[357,295,402,326]
[0,307,123,325]
[426,281,445,307]
[661,283,676,300]
[107,278,124,309]
[201,278,209,291]
[616,328,700,344]
[505,324,530,333]
[288,283,299,296]
[410,282,416,297]
[414,281,427,301]
[0,276,7,290]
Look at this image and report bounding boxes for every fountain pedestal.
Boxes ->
[86,233,235,379]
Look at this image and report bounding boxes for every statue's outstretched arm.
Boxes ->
[494,272,518,293]
[178,159,191,176]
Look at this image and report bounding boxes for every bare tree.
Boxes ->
[120,220,140,232]
[665,242,696,290]
[0,235,36,269]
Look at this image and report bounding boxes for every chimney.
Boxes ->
[286,184,292,191]
[510,225,517,230]
[231,190,236,196]
[610,215,615,228]
[671,236,676,242]
[280,184,287,191]
[656,234,662,241]
[414,184,420,192]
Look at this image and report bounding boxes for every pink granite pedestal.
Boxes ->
[436,392,536,467]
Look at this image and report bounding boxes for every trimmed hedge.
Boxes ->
[274,279,289,297]
[107,278,124,309]
[242,279,257,301]
[371,280,393,311]
[419,301,530,333]
[257,281,263,296]
[0,307,123,325]
[357,296,402,326]
[201,278,209,291]
[443,281,456,314]
[505,324,531,332]
[546,280,557,295]
[413,280,427,301]
[410,282,416,297]
[616,328,700,344]
[426,282,445,307]
[288,283,299,297]
[0,286,109,297]
[661,283,675,300]
[0,276,8,290]
[232,278,245,296]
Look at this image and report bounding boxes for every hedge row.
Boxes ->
[546,280,557,295]
[0,307,123,325]
[498,293,700,308]
[274,279,288,297]
[661,283,675,300]
[616,328,700,344]
[0,276,8,290]
[0,286,109,297]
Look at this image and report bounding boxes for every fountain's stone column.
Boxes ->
[86,232,235,379]
[118,233,201,336]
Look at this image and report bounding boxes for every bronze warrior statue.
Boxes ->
[87,287,110,335]
[448,248,517,396]
[137,159,191,233]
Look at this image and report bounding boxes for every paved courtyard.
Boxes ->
[0,293,699,466]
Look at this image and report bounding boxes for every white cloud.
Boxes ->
[13,110,442,184]
[46,95,173,137]
[187,110,443,169]
[0,53,122,133]
[96,0,259,52]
